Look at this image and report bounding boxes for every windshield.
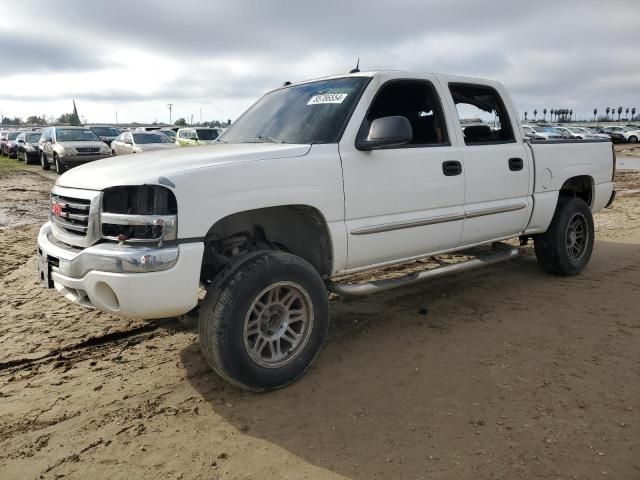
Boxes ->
[133,133,172,144]
[531,126,546,132]
[7,132,20,140]
[92,127,120,137]
[219,77,369,144]
[161,130,176,139]
[195,129,219,141]
[56,129,100,142]
[26,133,42,142]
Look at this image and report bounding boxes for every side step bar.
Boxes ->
[327,246,520,297]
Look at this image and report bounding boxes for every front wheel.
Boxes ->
[198,251,329,391]
[40,152,50,170]
[628,135,638,143]
[534,197,594,275]
[54,154,66,174]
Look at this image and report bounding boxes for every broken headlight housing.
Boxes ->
[100,185,177,243]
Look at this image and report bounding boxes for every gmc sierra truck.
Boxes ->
[37,71,616,391]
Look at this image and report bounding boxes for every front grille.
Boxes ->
[51,194,91,237]
[76,147,100,154]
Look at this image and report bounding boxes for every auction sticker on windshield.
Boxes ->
[307,93,348,105]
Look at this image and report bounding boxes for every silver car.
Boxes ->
[522,125,563,140]
[111,131,179,156]
[39,126,111,174]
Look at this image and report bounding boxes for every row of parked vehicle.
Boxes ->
[0,125,222,174]
[522,124,640,143]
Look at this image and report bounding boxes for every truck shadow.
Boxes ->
[179,240,640,479]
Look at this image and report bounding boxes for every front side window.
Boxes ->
[7,132,20,140]
[449,83,515,145]
[26,132,41,142]
[362,80,449,146]
[55,128,100,142]
[219,77,369,144]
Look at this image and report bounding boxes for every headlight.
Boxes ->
[61,146,75,156]
[100,185,177,243]
[25,145,36,152]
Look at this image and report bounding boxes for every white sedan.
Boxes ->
[111,131,179,155]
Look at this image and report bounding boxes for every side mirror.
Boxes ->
[356,116,413,151]
[17,139,25,143]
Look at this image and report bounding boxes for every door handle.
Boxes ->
[442,160,462,176]
[509,157,524,171]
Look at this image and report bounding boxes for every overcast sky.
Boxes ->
[1,0,638,124]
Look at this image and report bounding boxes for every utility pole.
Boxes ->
[115,111,118,126]
[199,107,202,125]
[167,103,173,125]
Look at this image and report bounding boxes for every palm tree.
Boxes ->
[524,111,528,121]
[543,108,547,121]
[617,107,622,121]
[569,109,573,121]
[551,109,555,122]
[626,107,630,121]
[593,108,598,122]
[606,107,610,120]
[633,108,637,121]
[533,109,537,121]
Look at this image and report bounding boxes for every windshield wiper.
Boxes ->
[254,135,283,144]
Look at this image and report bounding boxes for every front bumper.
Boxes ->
[37,222,204,319]
[60,153,112,165]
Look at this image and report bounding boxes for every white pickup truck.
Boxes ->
[37,71,616,391]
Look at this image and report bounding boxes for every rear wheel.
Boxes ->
[198,251,329,391]
[628,135,638,143]
[534,197,594,275]
[40,152,50,170]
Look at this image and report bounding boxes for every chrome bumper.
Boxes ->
[37,221,179,283]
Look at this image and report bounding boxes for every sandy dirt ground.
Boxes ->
[0,159,638,480]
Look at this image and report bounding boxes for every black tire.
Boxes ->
[198,251,329,391]
[534,197,594,275]
[628,135,638,144]
[54,154,65,174]
[40,152,50,170]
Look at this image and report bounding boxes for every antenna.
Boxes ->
[349,58,360,74]
[283,81,292,86]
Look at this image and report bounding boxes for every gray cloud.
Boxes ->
[4,0,640,121]
[0,31,108,74]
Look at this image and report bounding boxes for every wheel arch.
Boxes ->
[201,204,334,281]
[558,175,594,208]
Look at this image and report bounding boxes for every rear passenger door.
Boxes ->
[441,79,532,245]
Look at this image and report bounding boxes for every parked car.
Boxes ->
[159,128,177,141]
[175,127,220,146]
[522,125,562,140]
[111,131,179,155]
[603,126,640,143]
[38,126,111,174]
[1,131,22,157]
[571,127,611,140]
[37,70,615,391]
[16,131,43,164]
[552,126,602,140]
[591,126,625,143]
[90,126,121,146]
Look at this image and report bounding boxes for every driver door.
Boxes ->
[340,77,465,271]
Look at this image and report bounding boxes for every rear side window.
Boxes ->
[449,83,515,145]
[363,80,448,146]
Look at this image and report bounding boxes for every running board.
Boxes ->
[327,246,520,297]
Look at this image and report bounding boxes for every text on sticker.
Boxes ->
[307,93,348,105]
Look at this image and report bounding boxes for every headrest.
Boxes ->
[464,125,492,141]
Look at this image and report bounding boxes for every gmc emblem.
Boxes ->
[51,202,64,217]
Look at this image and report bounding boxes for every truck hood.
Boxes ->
[56,143,311,190]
